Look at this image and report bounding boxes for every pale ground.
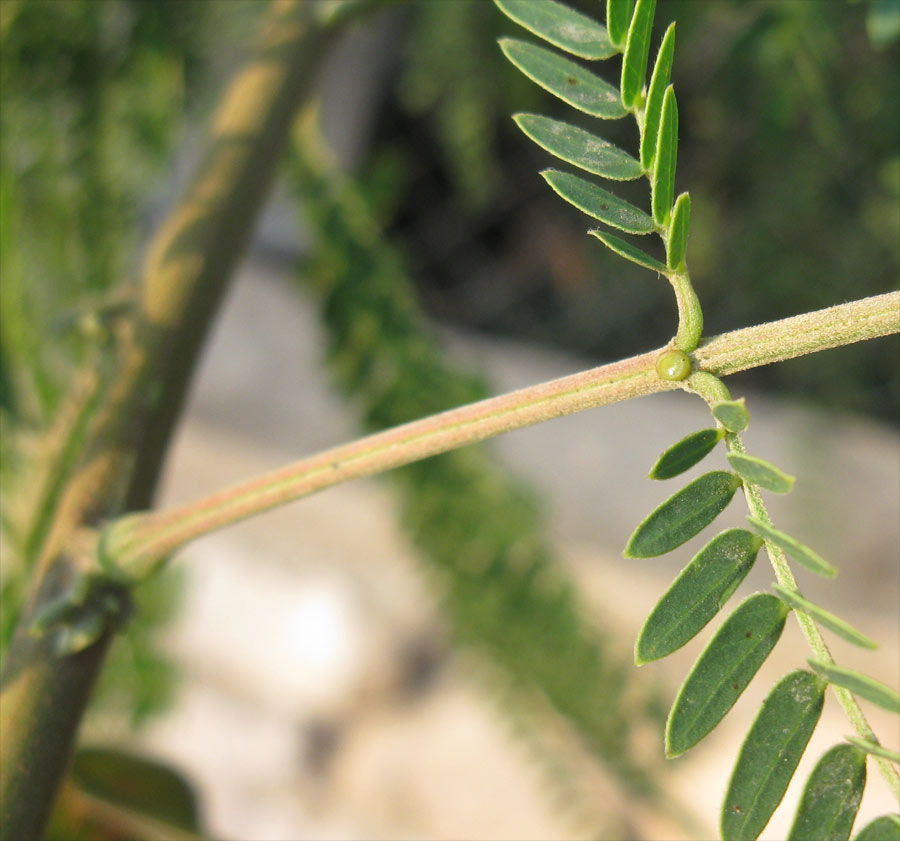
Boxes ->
[123,260,899,841]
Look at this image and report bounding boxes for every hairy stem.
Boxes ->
[102,290,900,579]
[691,291,899,375]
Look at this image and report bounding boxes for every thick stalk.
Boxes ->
[0,3,340,837]
[103,291,900,579]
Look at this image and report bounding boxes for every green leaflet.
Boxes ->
[620,0,656,108]
[747,517,838,578]
[606,0,634,48]
[727,452,795,494]
[652,86,678,227]
[771,584,878,649]
[808,660,900,714]
[542,169,655,234]
[514,114,643,180]
[649,426,724,480]
[666,593,788,757]
[635,528,762,664]
[588,229,666,271]
[720,670,825,841]
[712,398,750,432]
[625,470,741,558]
[853,814,900,841]
[846,737,900,764]
[641,22,676,170]
[787,744,866,841]
[499,39,627,119]
[73,746,202,834]
[667,191,690,271]
[494,0,617,60]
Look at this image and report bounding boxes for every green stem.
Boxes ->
[101,290,900,580]
[670,270,703,353]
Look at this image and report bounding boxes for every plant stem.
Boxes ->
[0,2,342,836]
[691,290,899,375]
[102,290,900,579]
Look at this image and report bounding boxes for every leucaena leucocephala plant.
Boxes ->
[494,0,899,838]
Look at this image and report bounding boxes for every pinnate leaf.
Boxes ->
[635,528,762,664]
[854,815,900,841]
[808,660,900,713]
[606,0,634,48]
[846,737,900,764]
[771,584,878,649]
[727,452,795,494]
[621,0,656,108]
[514,114,642,180]
[665,593,789,757]
[542,169,655,234]
[649,426,723,480]
[747,517,837,578]
[499,39,627,119]
[721,670,825,841]
[588,229,666,271]
[641,22,676,169]
[667,191,690,270]
[625,470,741,558]
[494,0,617,60]
[712,398,749,432]
[652,86,678,226]
[787,744,866,841]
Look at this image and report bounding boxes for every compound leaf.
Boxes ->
[514,114,642,180]
[635,528,762,664]
[787,744,866,841]
[495,0,618,59]
[712,398,749,432]
[854,815,900,841]
[500,38,627,119]
[772,584,878,649]
[589,229,667,271]
[667,191,690,271]
[542,169,655,233]
[621,0,656,108]
[727,452,795,494]
[808,660,900,714]
[641,21,676,170]
[721,670,825,841]
[846,737,900,764]
[666,593,789,757]
[625,470,741,558]
[649,426,723,480]
[747,517,837,578]
[652,85,678,226]
[606,0,634,48]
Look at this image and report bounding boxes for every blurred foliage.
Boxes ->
[369,0,899,421]
[291,123,666,829]
[0,0,266,730]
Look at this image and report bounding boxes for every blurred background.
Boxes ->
[1,1,898,839]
